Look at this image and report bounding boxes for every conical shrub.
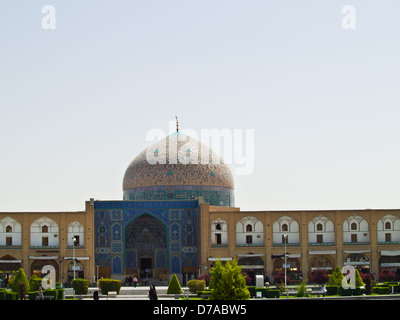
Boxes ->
[11,268,30,294]
[167,273,182,294]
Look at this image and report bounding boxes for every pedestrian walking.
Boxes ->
[38,283,44,300]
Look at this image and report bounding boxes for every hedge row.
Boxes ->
[327,284,400,296]
[325,285,363,296]
[247,286,280,298]
[197,290,214,297]
[372,287,389,295]
[0,288,65,300]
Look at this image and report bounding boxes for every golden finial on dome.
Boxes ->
[175,115,179,132]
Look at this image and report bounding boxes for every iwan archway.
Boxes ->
[124,213,168,280]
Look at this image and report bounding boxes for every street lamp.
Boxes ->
[283,234,288,298]
[72,236,76,280]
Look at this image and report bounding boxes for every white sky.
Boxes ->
[0,1,399,212]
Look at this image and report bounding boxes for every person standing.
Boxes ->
[38,283,44,300]
[149,284,158,300]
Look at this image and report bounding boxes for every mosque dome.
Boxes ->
[122,132,234,206]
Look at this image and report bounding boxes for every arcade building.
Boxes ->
[1,129,400,285]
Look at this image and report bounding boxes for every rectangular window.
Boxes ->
[316,234,323,243]
[6,236,12,246]
[246,235,253,244]
[385,233,392,242]
[73,235,80,246]
[282,235,288,244]
[351,234,357,243]
[215,233,222,245]
[42,236,49,247]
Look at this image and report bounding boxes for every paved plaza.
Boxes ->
[79,286,400,300]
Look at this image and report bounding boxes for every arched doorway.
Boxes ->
[309,255,334,279]
[344,253,370,273]
[238,255,265,285]
[272,256,302,283]
[67,260,85,281]
[31,258,59,281]
[125,214,168,280]
[0,255,21,287]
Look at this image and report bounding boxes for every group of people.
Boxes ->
[125,275,140,287]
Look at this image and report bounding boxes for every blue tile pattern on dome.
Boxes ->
[122,132,235,207]
[123,185,234,206]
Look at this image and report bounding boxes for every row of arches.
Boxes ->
[230,252,400,285]
[0,216,84,248]
[211,214,400,246]
[0,254,86,283]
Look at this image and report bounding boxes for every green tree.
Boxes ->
[328,266,344,286]
[29,274,42,292]
[167,273,182,294]
[11,268,30,294]
[209,259,250,300]
[354,269,364,288]
[296,279,308,297]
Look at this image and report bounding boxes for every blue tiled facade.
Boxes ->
[94,200,200,277]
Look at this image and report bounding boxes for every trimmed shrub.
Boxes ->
[246,286,256,297]
[11,268,30,294]
[266,289,280,298]
[167,273,182,294]
[373,286,389,295]
[0,289,6,300]
[338,287,353,296]
[28,291,39,300]
[328,266,344,286]
[326,285,338,296]
[354,269,365,288]
[72,278,90,295]
[29,274,42,292]
[99,278,122,295]
[383,282,399,293]
[352,287,362,296]
[43,289,58,300]
[56,288,65,300]
[187,279,206,294]
[6,291,18,300]
[197,290,213,298]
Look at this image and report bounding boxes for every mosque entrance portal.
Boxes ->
[140,258,152,276]
[125,214,168,280]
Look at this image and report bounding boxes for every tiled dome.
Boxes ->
[122,132,234,206]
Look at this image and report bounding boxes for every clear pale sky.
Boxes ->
[0,1,399,212]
